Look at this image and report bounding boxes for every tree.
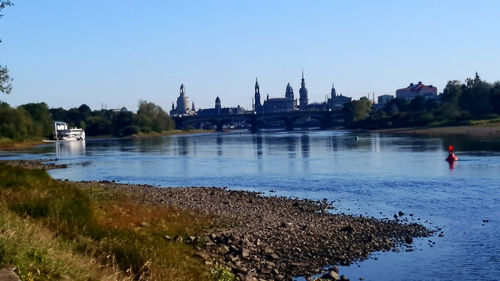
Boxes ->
[134,100,174,133]
[343,97,372,123]
[0,1,13,94]
[20,103,53,137]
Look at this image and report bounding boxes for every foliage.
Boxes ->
[0,100,175,140]
[135,100,175,133]
[0,1,13,94]
[0,102,35,140]
[0,163,216,280]
[0,65,11,94]
[342,97,372,123]
[210,263,238,281]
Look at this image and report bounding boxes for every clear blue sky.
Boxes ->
[1,0,499,111]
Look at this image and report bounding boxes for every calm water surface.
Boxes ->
[3,130,500,281]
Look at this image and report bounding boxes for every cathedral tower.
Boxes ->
[254,78,262,113]
[215,96,221,114]
[285,83,294,100]
[299,70,308,110]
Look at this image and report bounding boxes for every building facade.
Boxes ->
[328,84,351,110]
[395,82,438,101]
[262,83,297,113]
[170,84,194,116]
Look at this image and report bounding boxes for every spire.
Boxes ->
[180,83,185,95]
[302,68,304,80]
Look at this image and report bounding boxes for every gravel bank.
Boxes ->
[76,181,433,280]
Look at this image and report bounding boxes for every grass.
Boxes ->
[0,138,44,151]
[0,163,236,281]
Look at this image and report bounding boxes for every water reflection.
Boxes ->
[217,135,223,156]
[253,134,263,158]
[55,141,86,158]
[301,134,310,158]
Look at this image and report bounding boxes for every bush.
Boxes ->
[121,125,140,136]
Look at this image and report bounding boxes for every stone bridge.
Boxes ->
[172,110,344,132]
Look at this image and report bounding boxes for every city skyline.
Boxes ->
[1,1,500,111]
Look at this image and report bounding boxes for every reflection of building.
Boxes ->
[170,84,194,116]
[396,82,437,101]
[197,97,246,116]
[328,84,351,110]
[262,83,297,113]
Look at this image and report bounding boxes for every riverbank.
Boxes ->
[372,121,500,137]
[0,140,44,151]
[0,129,214,151]
[1,160,434,280]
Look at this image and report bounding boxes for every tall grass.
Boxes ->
[0,163,233,281]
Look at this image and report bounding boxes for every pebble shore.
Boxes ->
[80,181,433,280]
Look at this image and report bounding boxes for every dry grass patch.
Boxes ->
[0,163,233,281]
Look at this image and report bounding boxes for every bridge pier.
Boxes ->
[215,120,224,132]
[320,117,333,129]
[249,116,258,133]
[284,118,295,131]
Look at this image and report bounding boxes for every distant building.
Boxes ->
[299,71,309,110]
[170,84,194,116]
[254,78,262,113]
[396,82,437,101]
[378,94,394,105]
[197,96,246,116]
[370,94,394,110]
[328,84,351,110]
[262,83,297,113]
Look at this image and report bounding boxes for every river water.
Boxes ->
[2,130,500,281]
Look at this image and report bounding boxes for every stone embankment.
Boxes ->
[84,181,433,280]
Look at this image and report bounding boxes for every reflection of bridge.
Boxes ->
[173,110,344,132]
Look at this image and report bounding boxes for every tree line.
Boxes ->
[343,74,500,129]
[0,100,175,140]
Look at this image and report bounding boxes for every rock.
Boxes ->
[241,248,250,258]
[269,253,279,260]
[139,221,150,227]
[264,247,274,255]
[0,269,20,281]
[164,235,172,240]
[321,269,339,280]
[341,225,354,234]
[398,211,405,216]
[174,235,183,242]
[216,245,230,255]
[404,236,413,244]
[340,275,349,281]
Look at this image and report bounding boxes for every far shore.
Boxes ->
[371,121,500,137]
[0,129,214,151]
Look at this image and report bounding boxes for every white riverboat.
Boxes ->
[53,121,85,141]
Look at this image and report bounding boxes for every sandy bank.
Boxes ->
[372,122,500,137]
